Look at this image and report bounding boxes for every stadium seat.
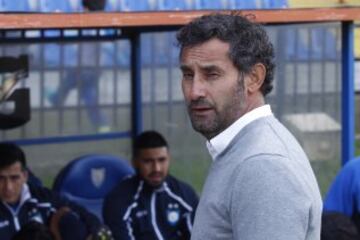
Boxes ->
[120,0,151,11]
[39,0,71,12]
[158,0,190,10]
[194,0,227,10]
[261,0,288,9]
[105,0,119,11]
[53,154,135,222]
[67,0,82,12]
[0,0,30,11]
[228,0,257,9]
[27,0,39,11]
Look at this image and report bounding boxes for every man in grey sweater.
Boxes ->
[177,13,322,240]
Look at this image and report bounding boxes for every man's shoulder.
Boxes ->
[227,115,304,160]
[166,175,189,188]
[103,175,140,214]
[106,175,138,199]
[28,184,57,200]
[165,175,198,198]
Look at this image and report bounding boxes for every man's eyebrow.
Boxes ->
[180,64,222,72]
[201,65,222,72]
[180,65,192,72]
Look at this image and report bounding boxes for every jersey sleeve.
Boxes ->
[35,186,101,236]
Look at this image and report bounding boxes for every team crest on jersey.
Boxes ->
[91,168,105,188]
[167,203,180,225]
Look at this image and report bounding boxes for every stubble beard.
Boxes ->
[189,108,221,140]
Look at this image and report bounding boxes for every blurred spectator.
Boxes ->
[46,0,110,133]
[324,158,360,232]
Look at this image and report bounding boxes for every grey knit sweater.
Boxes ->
[191,116,322,240]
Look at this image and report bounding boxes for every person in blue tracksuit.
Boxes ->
[103,131,199,240]
[46,0,109,133]
[324,158,360,232]
[0,142,103,240]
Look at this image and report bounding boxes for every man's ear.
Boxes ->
[245,63,266,93]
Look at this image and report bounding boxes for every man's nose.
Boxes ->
[4,179,13,191]
[189,77,206,100]
[153,162,162,172]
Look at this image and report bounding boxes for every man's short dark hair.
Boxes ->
[82,0,106,11]
[133,131,168,157]
[0,142,27,170]
[176,12,275,96]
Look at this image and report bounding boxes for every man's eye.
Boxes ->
[207,73,219,79]
[10,176,20,181]
[142,159,152,164]
[158,157,166,163]
[182,73,193,80]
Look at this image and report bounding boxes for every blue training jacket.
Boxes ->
[103,175,199,240]
[0,183,101,240]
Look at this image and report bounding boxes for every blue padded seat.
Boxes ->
[261,0,288,9]
[120,0,151,11]
[39,0,71,12]
[53,154,134,222]
[158,0,190,10]
[0,0,30,12]
[194,0,227,10]
[105,0,120,11]
[228,0,257,9]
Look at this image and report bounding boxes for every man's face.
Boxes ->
[180,38,248,139]
[0,162,28,204]
[134,147,170,187]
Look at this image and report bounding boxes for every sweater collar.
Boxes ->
[206,105,273,161]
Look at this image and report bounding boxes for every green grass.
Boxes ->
[310,139,360,198]
[42,175,55,189]
[310,159,340,197]
[170,157,211,194]
[356,139,360,156]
